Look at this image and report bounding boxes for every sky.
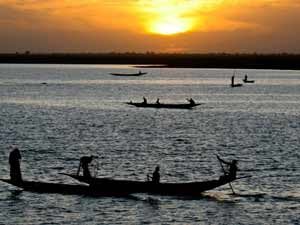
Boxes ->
[1,0,300,53]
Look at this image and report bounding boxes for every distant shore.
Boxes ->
[1,53,300,70]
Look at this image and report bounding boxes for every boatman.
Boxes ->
[187,98,196,106]
[77,155,95,178]
[9,147,23,183]
[143,96,147,104]
[231,75,235,87]
[217,155,238,180]
[152,166,160,184]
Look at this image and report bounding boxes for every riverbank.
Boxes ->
[1,53,300,70]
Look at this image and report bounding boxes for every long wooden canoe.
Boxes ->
[243,79,255,83]
[126,102,201,109]
[110,72,147,76]
[0,179,131,196]
[62,174,236,196]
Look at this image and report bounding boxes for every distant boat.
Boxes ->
[126,101,201,109]
[242,75,255,83]
[243,79,255,83]
[231,83,243,87]
[110,71,147,76]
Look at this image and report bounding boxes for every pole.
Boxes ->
[216,155,235,195]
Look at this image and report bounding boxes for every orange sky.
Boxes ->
[1,0,300,53]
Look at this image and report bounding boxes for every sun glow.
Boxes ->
[150,17,192,35]
[138,0,220,35]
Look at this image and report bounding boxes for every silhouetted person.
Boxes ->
[231,75,235,86]
[187,98,195,105]
[77,155,94,178]
[152,166,160,184]
[244,74,248,82]
[143,96,147,104]
[9,147,22,183]
[156,98,160,104]
[217,156,238,180]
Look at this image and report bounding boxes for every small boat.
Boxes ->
[62,174,237,196]
[231,83,243,87]
[242,75,255,83]
[243,79,255,83]
[0,179,131,196]
[126,102,201,109]
[110,72,147,76]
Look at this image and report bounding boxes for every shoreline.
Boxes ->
[1,53,300,70]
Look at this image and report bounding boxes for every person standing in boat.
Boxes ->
[152,166,160,184]
[77,155,95,178]
[9,147,22,183]
[143,96,147,104]
[156,98,160,104]
[217,156,238,180]
[231,75,235,86]
[244,74,248,82]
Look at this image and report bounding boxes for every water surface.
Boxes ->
[0,64,299,224]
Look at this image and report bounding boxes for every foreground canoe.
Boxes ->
[63,174,236,196]
[110,72,147,76]
[126,102,201,109]
[0,179,130,196]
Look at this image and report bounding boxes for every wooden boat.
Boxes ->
[62,174,236,196]
[0,179,131,196]
[126,102,201,109]
[110,72,147,76]
[243,79,255,83]
[231,83,243,87]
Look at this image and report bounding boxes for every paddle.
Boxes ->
[215,154,236,195]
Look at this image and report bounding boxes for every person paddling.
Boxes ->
[187,98,196,106]
[217,155,238,180]
[77,155,95,178]
[147,166,160,184]
[9,147,22,183]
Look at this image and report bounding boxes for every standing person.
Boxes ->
[217,156,238,179]
[152,166,160,184]
[231,75,235,86]
[77,155,95,178]
[156,98,160,104]
[9,147,22,183]
[143,96,147,104]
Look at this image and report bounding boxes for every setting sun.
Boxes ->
[150,17,192,35]
[139,0,200,35]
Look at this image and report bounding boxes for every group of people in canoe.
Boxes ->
[141,97,196,106]
[8,147,239,185]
